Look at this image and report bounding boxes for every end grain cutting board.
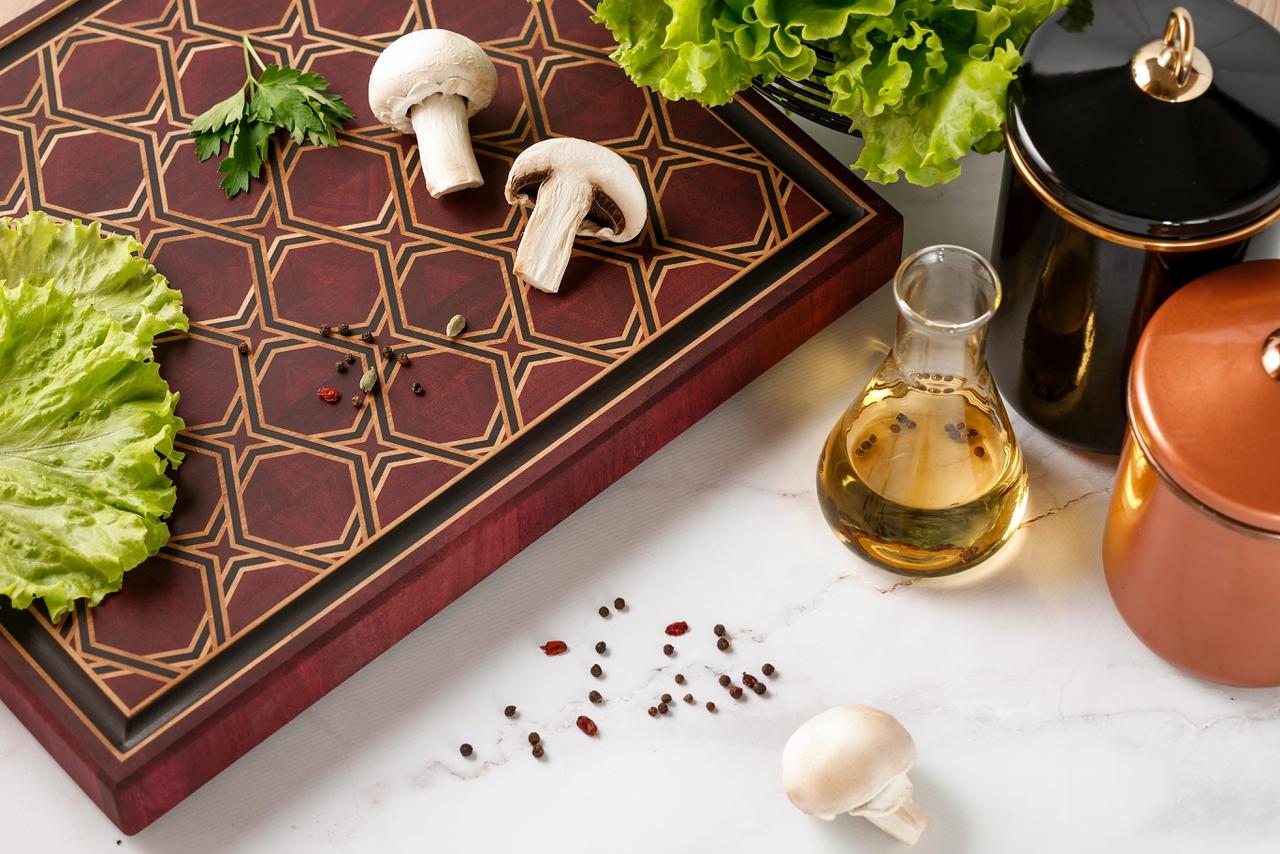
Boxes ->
[0,0,902,833]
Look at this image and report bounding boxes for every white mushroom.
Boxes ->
[368,29,498,198]
[504,138,646,294]
[782,705,930,845]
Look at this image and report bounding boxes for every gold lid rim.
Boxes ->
[1005,128,1280,252]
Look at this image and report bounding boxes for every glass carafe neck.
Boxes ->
[890,245,1001,386]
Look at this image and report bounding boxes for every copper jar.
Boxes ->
[1103,261,1280,686]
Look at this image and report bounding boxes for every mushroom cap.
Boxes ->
[368,29,498,134]
[505,138,647,243]
[781,705,917,821]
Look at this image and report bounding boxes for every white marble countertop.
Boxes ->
[4,118,1280,854]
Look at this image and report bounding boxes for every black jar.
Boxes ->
[989,0,1280,453]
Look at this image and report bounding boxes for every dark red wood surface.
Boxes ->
[0,0,902,833]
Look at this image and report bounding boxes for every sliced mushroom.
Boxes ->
[368,29,498,198]
[782,705,930,845]
[505,138,646,294]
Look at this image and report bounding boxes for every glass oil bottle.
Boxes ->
[817,245,1029,575]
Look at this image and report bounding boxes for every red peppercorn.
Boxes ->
[665,621,689,636]
[576,715,598,736]
[539,640,568,655]
[317,386,341,404]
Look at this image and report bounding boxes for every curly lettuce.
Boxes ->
[0,282,184,620]
[595,0,1068,185]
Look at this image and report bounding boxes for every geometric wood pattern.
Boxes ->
[0,0,902,833]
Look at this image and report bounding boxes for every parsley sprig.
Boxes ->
[191,37,353,197]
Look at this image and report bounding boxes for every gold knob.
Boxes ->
[1131,7,1213,102]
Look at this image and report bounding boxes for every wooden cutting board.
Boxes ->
[0,0,901,834]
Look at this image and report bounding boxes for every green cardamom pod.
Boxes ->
[359,368,378,393]
[446,314,467,338]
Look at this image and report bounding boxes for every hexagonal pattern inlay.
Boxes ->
[0,0,840,717]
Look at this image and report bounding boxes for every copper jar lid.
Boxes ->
[1129,260,1280,533]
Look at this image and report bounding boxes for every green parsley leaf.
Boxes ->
[189,37,351,197]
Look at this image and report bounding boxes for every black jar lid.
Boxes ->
[1007,0,1280,247]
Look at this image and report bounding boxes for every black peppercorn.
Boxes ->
[718,674,731,687]
[613,597,625,610]
[397,352,410,366]
[729,686,743,699]
[504,705,517,718]
[459,743,473,757]
[598,606,609,618]
[742,673,758,688]
[319,324,332,336]
[674,674,685,685]
[705,701,716,712]
[663,643,675,656]
[528,732,540,745]
[683,694,694,704]
[335,361,347,373]
[237,341,249,355]
[717,637,730,651]
[648,706,658,717]
[411,382,424,395]
[761,663,775,677]
[588,690,602,704]
[351,396,362,408]
[338,323,351,335]
[360,332,373,342]
[890,423,901,433]
[344,353,355,364]
[753,682,766,695]
[590,663,603,678]
[974,446,986,458]
[657,702,668,714]
[713,624,726,637]
[660,693,672,704]
[532,743,544,759]
[381,345,394,360]
[595,641,607,654]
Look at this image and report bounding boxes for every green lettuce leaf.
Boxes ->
[0,212,187,348]
[0,282,184,621]
[594,0,1067,185]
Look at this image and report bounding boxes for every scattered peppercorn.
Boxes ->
[657,702,669,715]
[237,341,249,355]
[665,621,689,636]
[381,345,395,360]
[338,323,351,335]
[335,360,347,373]
[648,706,658,717]
[411,382,424,395]
[855,449,865,457]
[528,732,541,745]
[588,690,602,704]
[459,743,473,757]
[660,693,672,704]
[590,663,603,678]
[705,701,716,712]
[595,641,607,654]
[319,324,332,336]
[753,682,767,695]
[598,606,610,618]
[714,624,727,637]
[663,643,675,656]
[683,694,694,704]
[344,353,355,364]
[504,705,517,718]
[317,386,341,404]
[360,331,373,342]
[974,446,986,458]
[674,674,685,685]
[717,637,730,651]
[397,352,410,366]
[351,395,363,408]
[613,597,625,610]
[729,686,744,699]
[742,673,758,688]
[540,640,568,655]
[907,420,918,429]
[718,674,731,687]
[532,743,544,759]
[761,663,775,677]
[968,428,979,439]
[890,423,901,433]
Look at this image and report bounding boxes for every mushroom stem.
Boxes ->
[513,174,593,294]
[410,93,482,198]
[862,799,930,846]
